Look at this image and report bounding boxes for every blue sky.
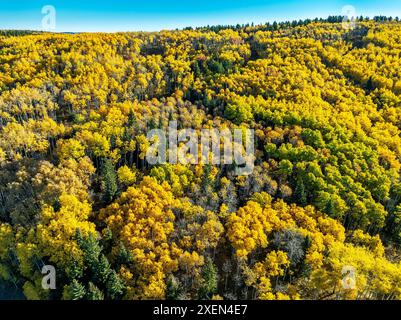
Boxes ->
[0,0,400,32]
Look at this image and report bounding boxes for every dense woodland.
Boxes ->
[1,17,401,300]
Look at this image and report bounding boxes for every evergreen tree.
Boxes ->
[101,158,118,203]
[106,270,125,299]
[166,275,182,300]
[294,178,307,206]
[69,280,86,300]
[87,283,104,300]
[77,231,102,272]
[198,259,218,299]
[116,242,134,267]
[127,110,137,128]
[367,76,374,91]
[94,254,111,284]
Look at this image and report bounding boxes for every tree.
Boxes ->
[64,280,86,300]
[117,165,136,186]
[2,18,401,302]
[87,282,104,300]
[166,275,182,300]
[294,178,307,206]
[106,270,125,299]
[94,254,111,284]
[101,158,118,203]
[198,259,218,299]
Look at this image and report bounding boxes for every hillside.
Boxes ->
[1,18,401,300]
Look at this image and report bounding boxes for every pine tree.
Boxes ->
[87,282,104,300]
[127,110,137,127]
[66,259,84,280]
[101,158,118,203]
[325,198,335,217]
[198,259,218,299]
[77,232,102,271]
[166,275,182,300]
[193,61,202,77]
[202,164,213,190]
[106,270,125,299]
[116,242,134,267]
[148,118,157,130]
[94,254,111,284]
[294,178,307,206]
[69,280,86,300]
[367,76,374,91]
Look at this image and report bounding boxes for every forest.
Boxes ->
[1,16,401,300]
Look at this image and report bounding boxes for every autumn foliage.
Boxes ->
[1,17,401,300]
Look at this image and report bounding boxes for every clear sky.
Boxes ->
[0,0,400,32]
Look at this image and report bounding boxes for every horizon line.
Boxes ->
[1,14,400,34]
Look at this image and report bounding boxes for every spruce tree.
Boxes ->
[294,178,307,206]
[198,259,218,299]
[69,279,86,300]
[87,282,104,300]
[106,270,125,299]
[94,254,111,284]
[101,158,118,203]
[166,276,182,300]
